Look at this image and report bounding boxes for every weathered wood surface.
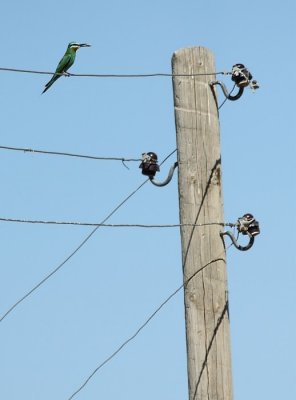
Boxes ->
[172,47,233,400]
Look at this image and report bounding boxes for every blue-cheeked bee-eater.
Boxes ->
[42,42,91,94]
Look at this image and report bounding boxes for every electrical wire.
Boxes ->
[67,256,226,400]
[66,158,226,399]
[1,60,241,398]
[0,145,141,164]
[0,67,229,78]
[0,217,234,229]
[0,149,177,323]
[67,242,233,400]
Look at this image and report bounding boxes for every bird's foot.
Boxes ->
[63,72,71,77]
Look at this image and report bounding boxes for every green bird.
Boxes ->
[42,42,91,94]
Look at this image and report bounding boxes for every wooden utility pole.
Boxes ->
[172,47,233,400]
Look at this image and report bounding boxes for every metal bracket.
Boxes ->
[220,213,260,251]
[220,230,255,251]
[149,162,178,187]
[139,152,178,187]
[210,63,259,102]
[210,80,244,101]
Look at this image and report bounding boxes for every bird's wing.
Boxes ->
[55,54,74,74]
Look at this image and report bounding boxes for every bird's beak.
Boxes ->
[79,43,91,47]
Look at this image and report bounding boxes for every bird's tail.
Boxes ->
[42,74,60,94]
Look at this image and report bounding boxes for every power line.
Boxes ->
[66,160,226,399]
[0,145,141,164]
[67,255,226,400]
[0,185,147,321]
[0,217,234,228]
[0,66,229,78]
[0,149,176,323]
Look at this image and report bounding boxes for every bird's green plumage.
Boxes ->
[42,42,88,94]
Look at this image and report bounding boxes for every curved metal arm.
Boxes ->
[149,162,178,187]
[220,230,255,251]
[210,80,244,101]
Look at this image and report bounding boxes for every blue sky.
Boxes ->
[0,1,295,399]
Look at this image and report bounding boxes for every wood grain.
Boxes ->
[172,47,233,400]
